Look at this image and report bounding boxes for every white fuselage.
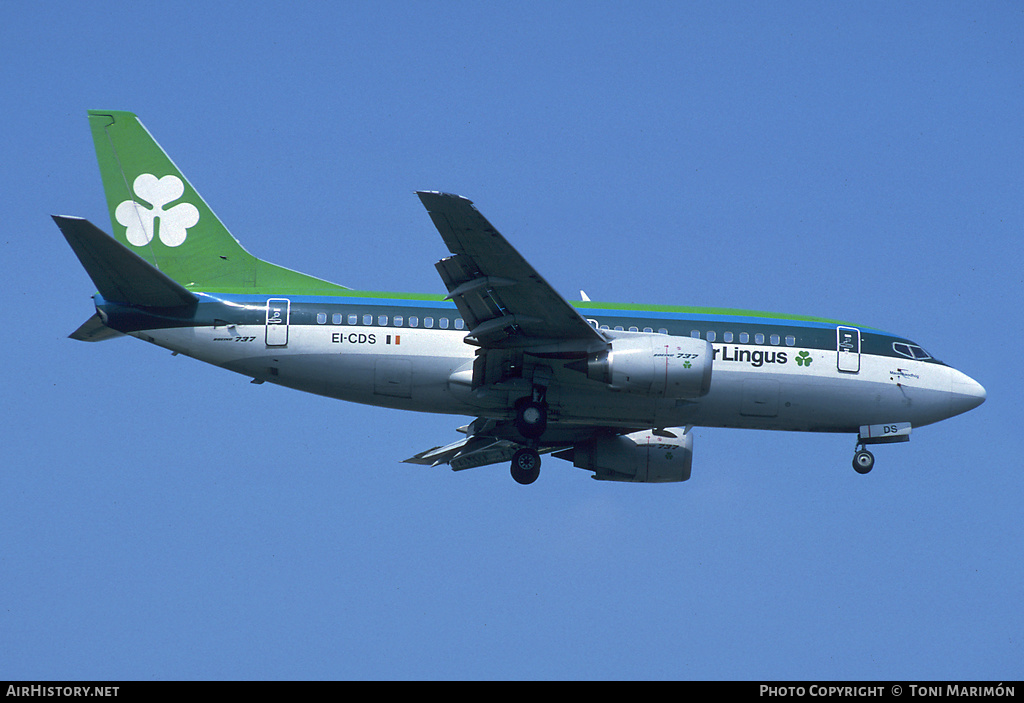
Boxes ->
[128,292,985,439]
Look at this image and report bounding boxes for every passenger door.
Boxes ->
[836,326,860,373]
[265,298,290,347]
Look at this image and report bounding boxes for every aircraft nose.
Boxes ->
[949,369,986,417]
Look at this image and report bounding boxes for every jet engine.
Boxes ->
[555,428,694,483]
[576,334,712,398]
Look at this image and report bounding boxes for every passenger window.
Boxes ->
[316,312,327,324]
[755,333,765,345]
[691,330,701,339]
[706,331,716,342]
[378,315,388,326]
[629,326,639,332]
[785,335,796,346]
[723,331,734,343]
[333,313,343,325]
[643,327,653,333]
[424,317,434,328]
[348,314,358,325]
[440,318,449,329]
[658,328,668,335]
[739,332,749,344]
[363,314,373,325]
[770,334,780,345]
[455,318,465,330]
[394,316,404,327]
[409,316,419,327]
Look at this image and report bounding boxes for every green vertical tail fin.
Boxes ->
[88,110,346,294]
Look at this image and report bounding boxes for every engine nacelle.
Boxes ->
[556,428,694,483]
[582,334,712,398]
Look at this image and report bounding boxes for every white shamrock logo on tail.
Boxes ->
[115,174,199,247]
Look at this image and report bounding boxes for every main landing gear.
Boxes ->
[511,391,548,484]
[511,447,542,485]
[514,397,548,440]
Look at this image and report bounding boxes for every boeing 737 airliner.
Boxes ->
[55,111,986,484]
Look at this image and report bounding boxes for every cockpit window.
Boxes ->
[893,342,931,361]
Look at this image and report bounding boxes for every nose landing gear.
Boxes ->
[851,423,911,475]
[853,446,875,474]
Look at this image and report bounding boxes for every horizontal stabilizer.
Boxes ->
[69,311,124,342]
[53,215,198,309]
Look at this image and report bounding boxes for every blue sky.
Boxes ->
[2,1,1021,680]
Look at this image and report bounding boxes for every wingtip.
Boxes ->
[415,190,473,206]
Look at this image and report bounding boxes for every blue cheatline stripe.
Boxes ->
[198,291,454,309]
[97,291,937,363]
[200,292,880,329]
[576,307,868,332]
[194,292,898,336]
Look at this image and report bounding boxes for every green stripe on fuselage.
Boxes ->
[573,300,878,330]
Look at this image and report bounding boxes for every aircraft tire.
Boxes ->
[514,400,548,440]
[853,449,875,474]
[511,448,541,485]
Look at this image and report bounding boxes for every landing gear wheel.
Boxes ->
[514,399,548,440]
[511,448,541,485]
[853,448,875,474]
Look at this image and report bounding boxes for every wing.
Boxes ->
[403,425,562,471]
[413,192,621,473]
[403,435,521,471]
[417,191,605,351]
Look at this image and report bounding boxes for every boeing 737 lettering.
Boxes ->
[55,111,986,484]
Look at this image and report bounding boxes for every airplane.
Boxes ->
[55,110,986,485]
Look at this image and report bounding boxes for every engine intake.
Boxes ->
[579,334,712,398]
